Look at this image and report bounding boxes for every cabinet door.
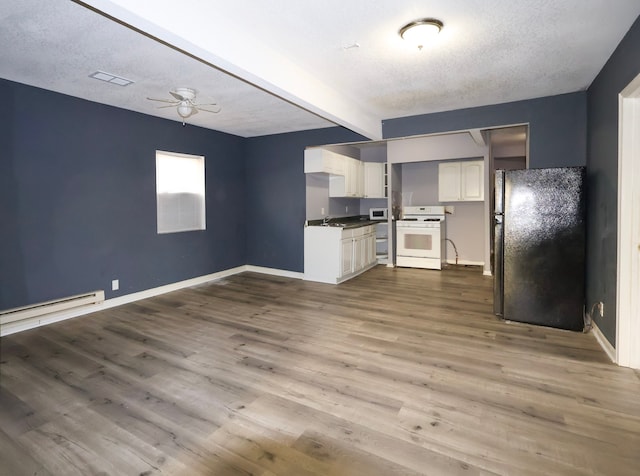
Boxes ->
[364,163,385,198]
[367,232,377,264]
[355,161,365,198]
[347,159,357,197]
[305,148,345,175]
[329,174,346,197]
[329,157,364,198]
[304,148,326,174]
[352,235,362,272]
[344,159,362,197]
[438,162,461,202]
[329,152,345,175]
[461,161,484,201]
[340,238,354,276]
[353,232,375,271]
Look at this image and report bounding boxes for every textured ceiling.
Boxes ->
[1,1,639,138]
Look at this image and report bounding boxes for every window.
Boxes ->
[156,150,205,234]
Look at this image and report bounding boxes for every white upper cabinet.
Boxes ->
[304,148,345,175]
[363,162,386,198]
[330,157,364,198]
[438,160,484,202]
[438,162,461,202]
[306,147,389,199]
[350,159,364,198]
[305,147,364,198]
[460,161,484,201]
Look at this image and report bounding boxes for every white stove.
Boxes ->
[396,206,446,270]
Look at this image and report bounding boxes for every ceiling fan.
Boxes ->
[147,87,221,124]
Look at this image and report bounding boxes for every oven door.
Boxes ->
[396,223,441,259]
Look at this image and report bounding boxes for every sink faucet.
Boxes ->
[322,215,331,225]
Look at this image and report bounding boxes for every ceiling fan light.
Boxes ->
[400,18,443,50]
[177,103,193,118]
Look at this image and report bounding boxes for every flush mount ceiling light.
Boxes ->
[399,18,443,50]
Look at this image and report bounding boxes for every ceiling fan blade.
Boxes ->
[147,97,179,104]
[156,104,177,109]
[169,91,186,101]
[197,106,221,114]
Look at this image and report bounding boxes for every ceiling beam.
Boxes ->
[468,129,486,147]
[77,0,383,140]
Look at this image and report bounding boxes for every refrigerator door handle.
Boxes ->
[493,214,504,316]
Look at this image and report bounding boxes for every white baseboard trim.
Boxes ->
[244,265,303,280]
[591,320,616,363]
[483,270,493,276]
[0,265,300,337]
[445,259,484,267]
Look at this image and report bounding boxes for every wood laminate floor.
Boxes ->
[1,266,639,475]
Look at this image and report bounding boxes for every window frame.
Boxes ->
[155,150,206,234]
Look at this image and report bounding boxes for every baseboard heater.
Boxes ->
[0,290,105,326]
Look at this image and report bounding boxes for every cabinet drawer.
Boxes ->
[341,228,355,239]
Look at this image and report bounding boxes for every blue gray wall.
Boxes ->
[245,128,365,272]
[244,93,588,273]
[0,79,246,310]
[6,35,631,327]
[383,92,587,168]
[586,16,640,346]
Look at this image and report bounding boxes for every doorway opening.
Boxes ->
[488,126,528,275]
[617,73,640,369]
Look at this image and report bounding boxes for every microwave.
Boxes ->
[369,208,388,220]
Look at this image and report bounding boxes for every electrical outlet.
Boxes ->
[346,206,349,213]
[112,279,119,291]
[598,302,604,317]
[321,207,325,216]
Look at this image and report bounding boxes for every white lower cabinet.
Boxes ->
[340,237,354,276]
[352,232,368,272]
[304,224,377,284]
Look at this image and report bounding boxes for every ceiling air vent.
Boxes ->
[89,70,134,86]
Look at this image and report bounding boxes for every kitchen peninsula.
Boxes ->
[304,217,378,284]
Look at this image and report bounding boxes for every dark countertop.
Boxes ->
[307,215,380,229]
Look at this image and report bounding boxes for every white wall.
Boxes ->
[305,173,329,220]
[387,132,485,164]
[305,172,361,220]
[400,161,485,265]
[495,156,526,170]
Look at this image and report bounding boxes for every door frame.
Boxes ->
[616,73,640,369]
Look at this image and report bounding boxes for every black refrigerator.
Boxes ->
[493,166,586,331]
